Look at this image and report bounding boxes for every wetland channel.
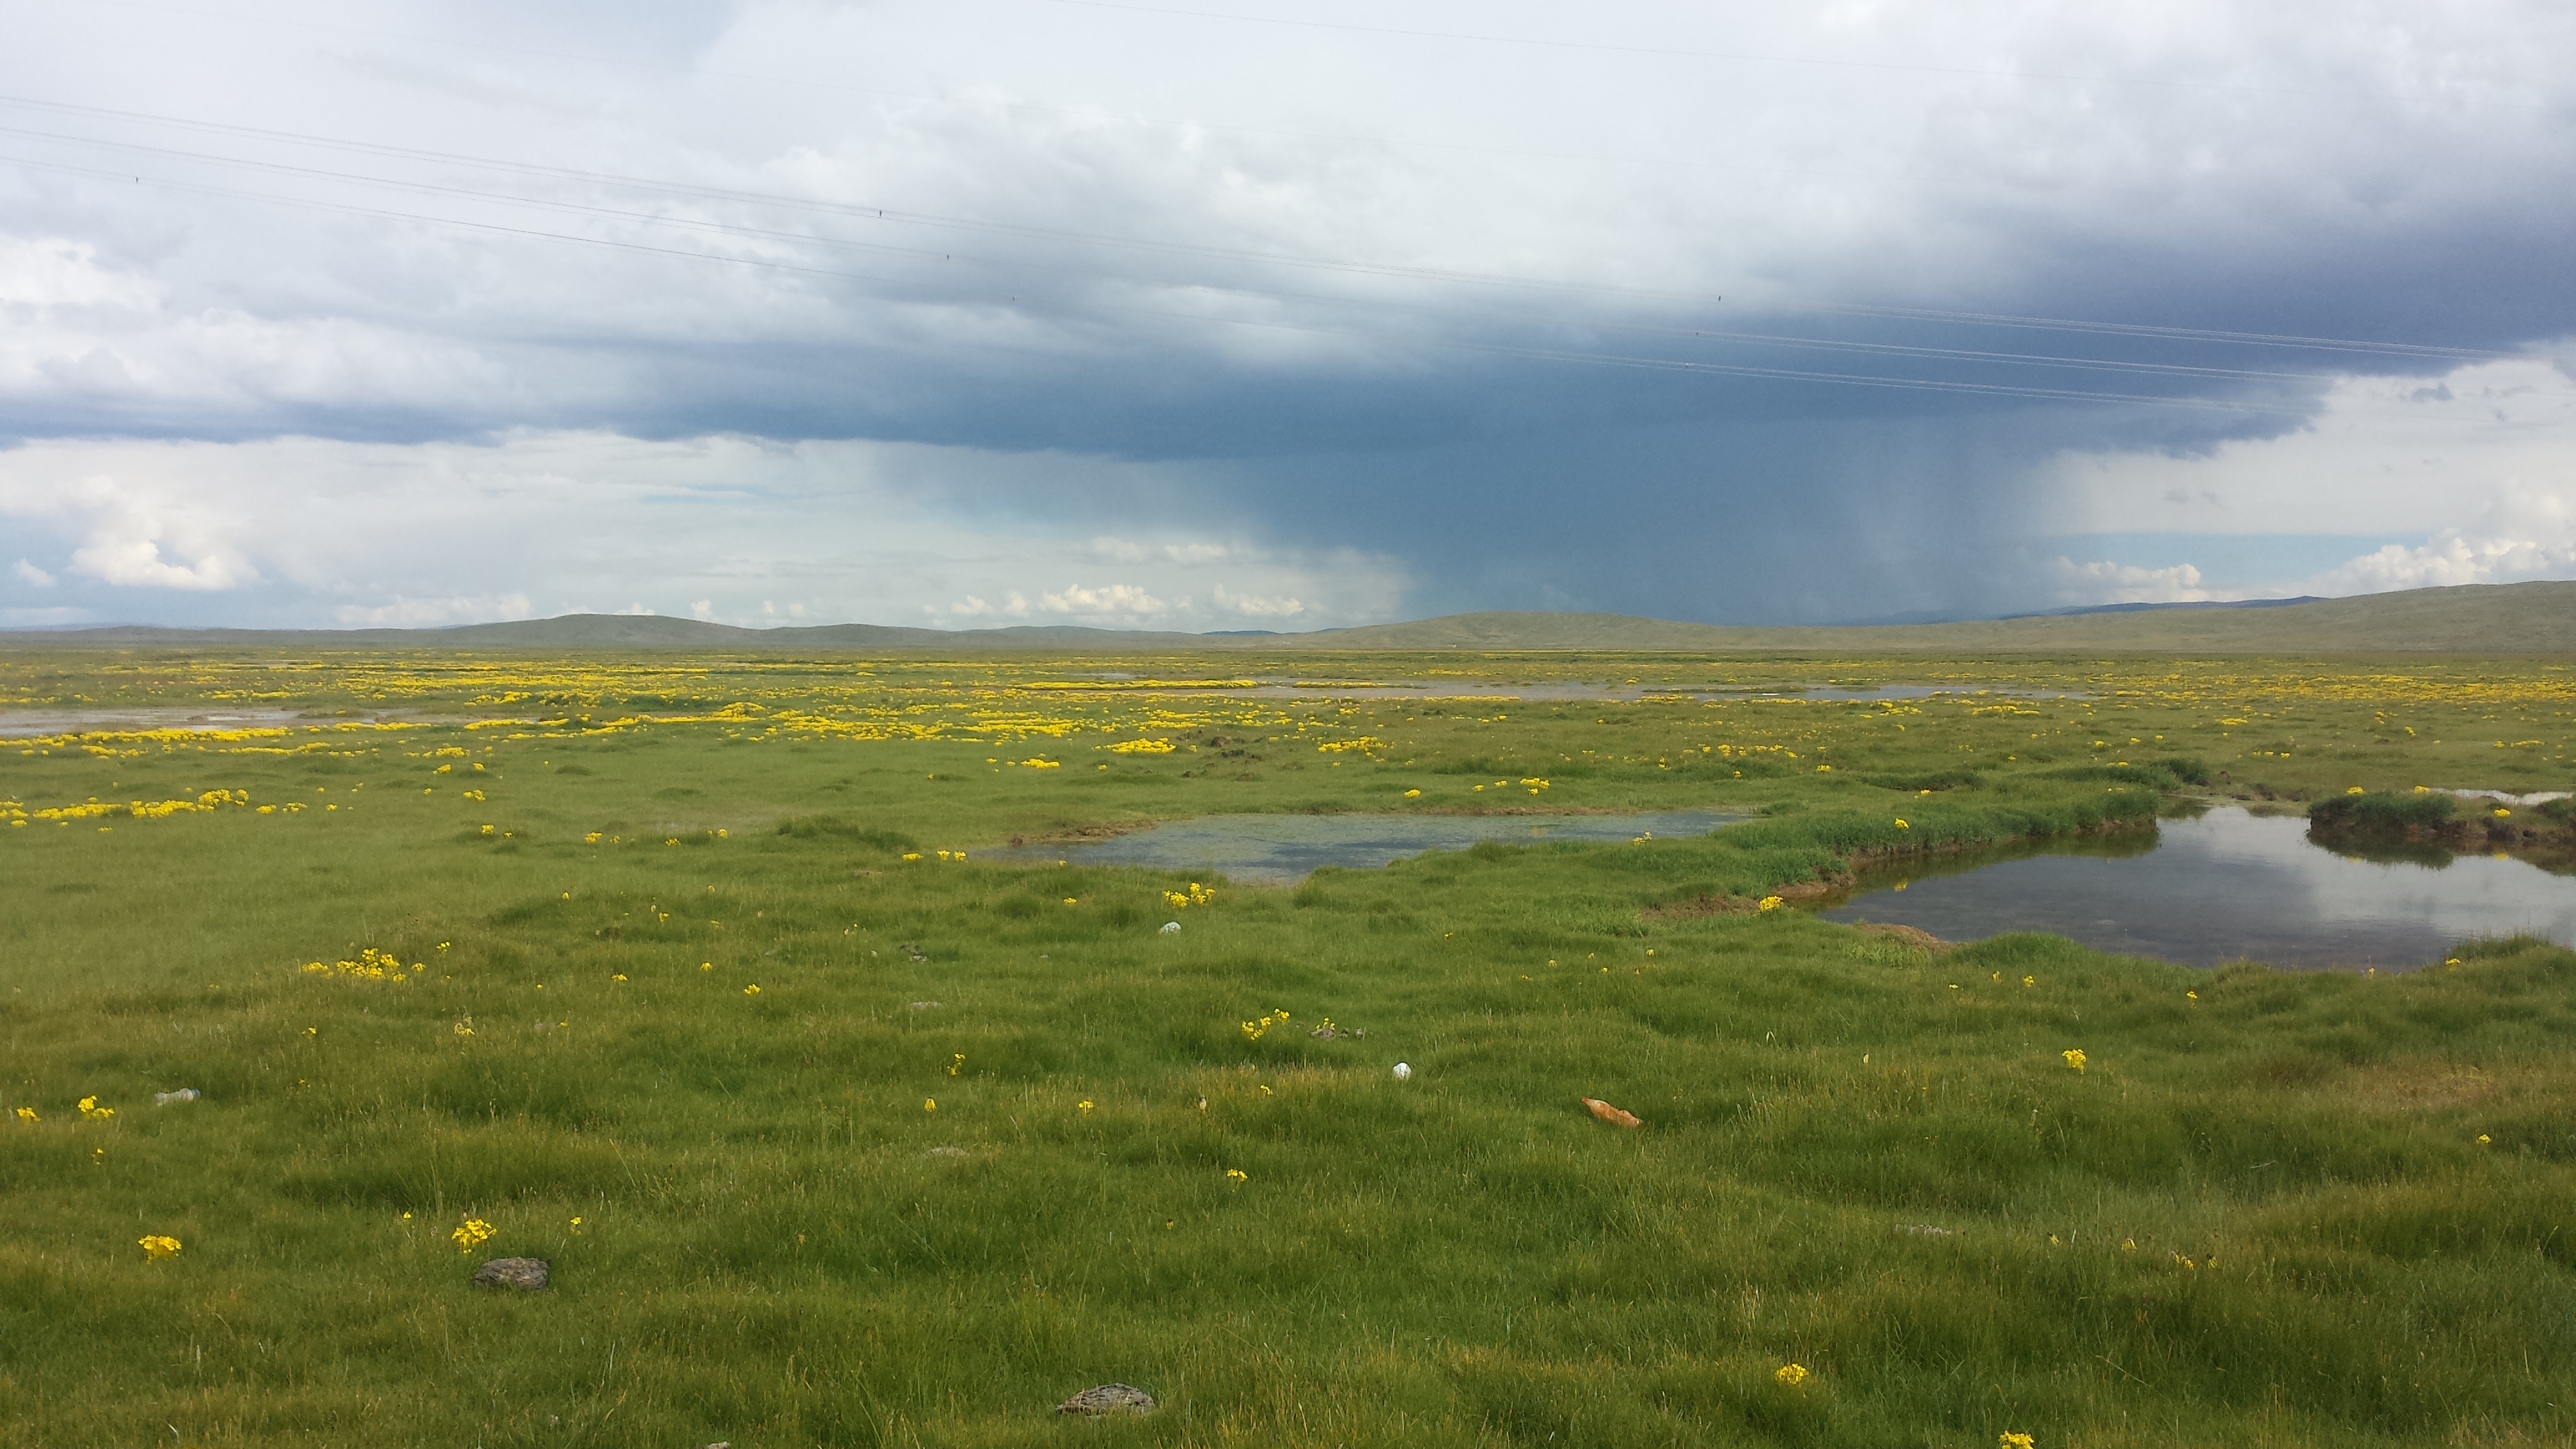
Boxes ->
[988,809,1742,887]
[1007,804,2576,970]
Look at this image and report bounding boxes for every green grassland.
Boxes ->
[4,648,2576,1447]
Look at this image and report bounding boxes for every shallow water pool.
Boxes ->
[987,809,1741,887]
[1820,806,2576,969]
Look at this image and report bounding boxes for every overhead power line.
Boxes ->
[22,2,1905,182]
[0,92,2518,366]
[0,151,2292,415]
[0,119,2482,388]
[1020,0,2474,106]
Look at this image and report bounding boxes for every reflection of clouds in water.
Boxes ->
[1828,809,2576,969]
[2172,812,2576,942]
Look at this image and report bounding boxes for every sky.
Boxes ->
[2,0,2574,632]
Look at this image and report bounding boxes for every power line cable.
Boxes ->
[0,92,2517,364]
[2,2,1910,182]
[1018,0,2501,106]
[0,120,2437,386]
[0,150,2289,414]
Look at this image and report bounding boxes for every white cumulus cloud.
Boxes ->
[2046,558,2213,607]
[336,593,534,627]
[1041,582,1169,617]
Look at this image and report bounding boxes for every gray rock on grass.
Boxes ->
[1056,1383,1156,1417]
[471,1257,550,1290]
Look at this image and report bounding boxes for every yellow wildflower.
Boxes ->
[2062,1049,2087,1073]
[138,1234,182,1260]
[77,1095,113,1120]
[743,984,761,995]
[2001,1435,2035,1449]
[452,1217,494,1254]
[1225,1168,1247,1187]
[1078,1100,1095,1116]
[924,1098,937,1113]
[1774,1363,1808,1387]
[1757,895,1783,912]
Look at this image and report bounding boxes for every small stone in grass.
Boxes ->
[471,1257,550,1291]
[1056,1383,1156,1417]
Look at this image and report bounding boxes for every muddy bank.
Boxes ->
[2306,791,2576,867]
[1646,818,2157,920]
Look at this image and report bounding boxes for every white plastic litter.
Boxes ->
[154,1088,200,1105]
[1159,921,1181,934]
[1392,1062,1412,1081]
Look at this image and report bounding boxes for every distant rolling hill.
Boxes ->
[6,580,2573,654]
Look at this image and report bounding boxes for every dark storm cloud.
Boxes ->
[3,0,2574,626]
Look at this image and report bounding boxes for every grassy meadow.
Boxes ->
[4,647,2575,1447]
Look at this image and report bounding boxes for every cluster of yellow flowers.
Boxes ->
[138,1234,182,1260]
[77,1095,114,1120]
[452,1217,495,1254]
[1008,756,1062,769]
[1106,737,1176,754]
[301,947,422,981]
[12,1106,35,1123]
[1773,1364,1808,1387]
[1240,1007,1290,1042]
[1757,895,1785,912]
[2062,1049,2087,1073]
[1225,1168,1248,1187]
[1166,882,1216,910]
[16,788,257,826]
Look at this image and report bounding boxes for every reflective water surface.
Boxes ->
[1821,806,2576,969]
[988,809,1741,887]
[0,708,313,738]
